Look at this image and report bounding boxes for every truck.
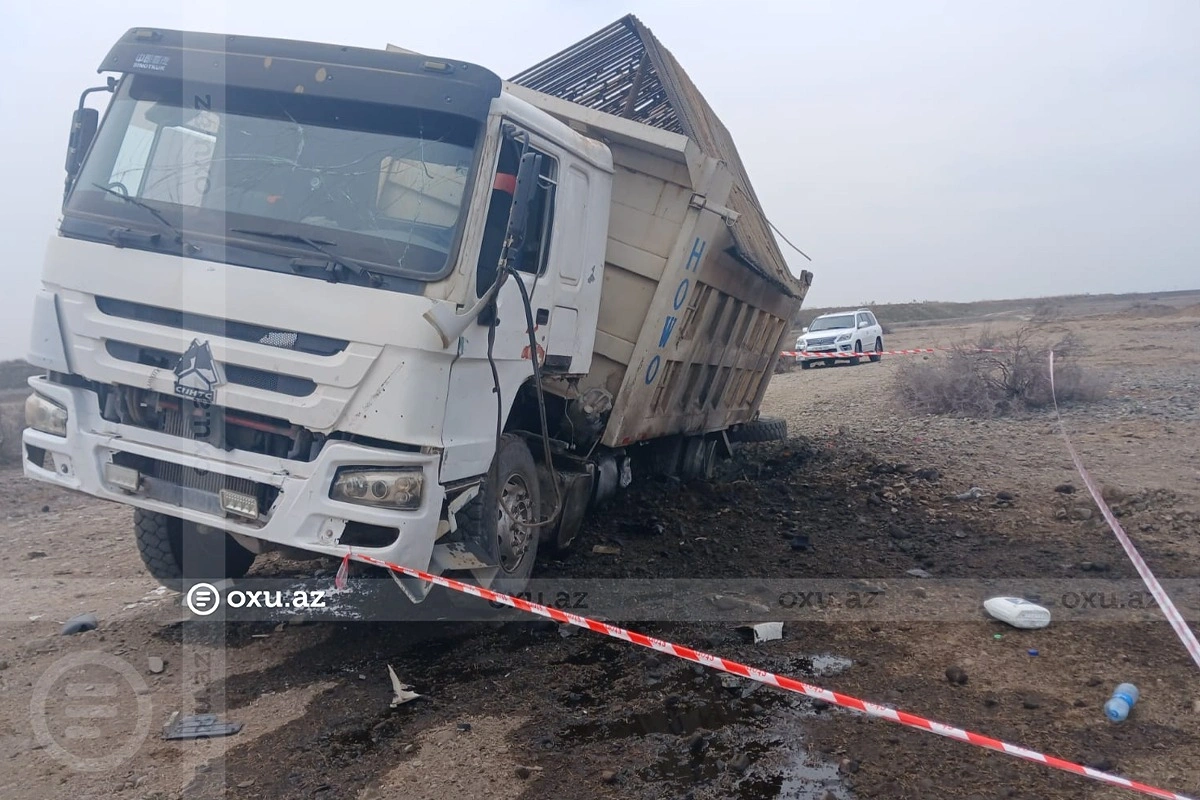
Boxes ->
[22,15,812,601]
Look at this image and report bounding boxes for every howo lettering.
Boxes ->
[23,16,811,602]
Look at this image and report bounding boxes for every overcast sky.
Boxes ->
[2,1,1198,357]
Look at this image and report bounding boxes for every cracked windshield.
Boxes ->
[71,75,478,276]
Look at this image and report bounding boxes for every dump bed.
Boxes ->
[509,15,812,447]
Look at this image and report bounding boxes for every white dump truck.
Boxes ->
[23,16,811,600]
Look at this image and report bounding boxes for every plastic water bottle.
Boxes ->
[1104,683,1139,722]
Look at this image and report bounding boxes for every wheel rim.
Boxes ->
[497,473,534,573]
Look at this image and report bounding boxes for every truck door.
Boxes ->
[475,128,578,369]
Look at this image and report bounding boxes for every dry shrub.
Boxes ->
[893,326,1109,417]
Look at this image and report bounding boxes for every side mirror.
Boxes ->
[503,151,543,262]
[801,327,809,334]
[65,107,99,181]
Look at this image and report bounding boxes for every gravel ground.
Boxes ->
[1,302,1198,800]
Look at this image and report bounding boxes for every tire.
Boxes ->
[848,341,863,366]
[800,360,813,370]
[869,337,883,363]
[134,509,256,591]
[728,416,788,443]
[463,434,541,595]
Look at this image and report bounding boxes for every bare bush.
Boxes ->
[893,327,1109,417]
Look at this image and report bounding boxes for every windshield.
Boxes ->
[808,314,855,332]
[66,74,481,281]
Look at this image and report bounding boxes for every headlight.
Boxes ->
[25,394,68,436]
[330,467,424,510]
[836,333,852,343]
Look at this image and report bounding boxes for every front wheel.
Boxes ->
[848,341,863,366]
[459,434,541,595]
[869,337,883,363]
[134,509,256,591]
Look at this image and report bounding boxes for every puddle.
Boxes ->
[554,650,856,799]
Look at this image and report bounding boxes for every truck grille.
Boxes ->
[106,340,317,397]
[807,336,837,346]
[95,296,347,356]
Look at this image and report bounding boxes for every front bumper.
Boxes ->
[21,377,445,575]
[795,343,854,362]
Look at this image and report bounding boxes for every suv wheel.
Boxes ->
[869,337,883,363]
[848,341,863,366]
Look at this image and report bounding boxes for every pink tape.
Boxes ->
[1049,351,1200,670]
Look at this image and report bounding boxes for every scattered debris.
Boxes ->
[387,665,422,707]
[906,568,932,579]
[945,666,969,686]
[162,712,243,740]
[25,551,47,560]
[515,766,532,779]
[1027,649,1039,657]
[744,622,783,643]
[237,779,255,788]
[838,757,860,775]
[1055,483,1076,494]
[147,656,165,674]
[61,613,98,635]
[591,545,621,556]
[789,534,812,551]
[914,468,940,482]
[996,490,1015,502]
[456,722,472,732]
[403,744,416,754]
[984,597,1051,629]
[1071,506,1094,521]
[600,769,618,784]
[729,752,751,774]
[952,487,985,501]
[1022,697,1042,710]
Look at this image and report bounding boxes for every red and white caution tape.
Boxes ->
[343,551,1193,800]
[781,348,938,358]
[1050,351,1200,671]
[780,347,1007,359]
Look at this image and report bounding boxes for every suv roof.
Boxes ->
[815,308,872,318]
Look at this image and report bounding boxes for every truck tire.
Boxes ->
[461,434,541,595]
[134,509,256,591]
[729,416,788,443]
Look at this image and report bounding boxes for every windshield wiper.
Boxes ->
[229,228,383,287]
[91,183,199,254]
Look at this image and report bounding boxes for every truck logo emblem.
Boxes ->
[173,339,224,403]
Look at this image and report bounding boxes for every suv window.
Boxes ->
[857,313,871,328]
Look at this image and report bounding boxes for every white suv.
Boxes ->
[795,309,884,369]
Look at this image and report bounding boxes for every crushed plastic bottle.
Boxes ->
[1104,683,1139,722]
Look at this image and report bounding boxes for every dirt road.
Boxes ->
[2,303,1198,800]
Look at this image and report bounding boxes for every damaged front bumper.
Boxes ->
[22,376,446,601]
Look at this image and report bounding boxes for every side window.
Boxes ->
[868,312,879,327]
[857,313,869,328]
[476,132,557,296]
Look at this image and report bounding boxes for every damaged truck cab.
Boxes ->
[24,19,810,601]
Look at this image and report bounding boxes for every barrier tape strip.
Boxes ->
[341,551,1193,800]
[780,347,1007,359]
[1049,351,1200,670]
